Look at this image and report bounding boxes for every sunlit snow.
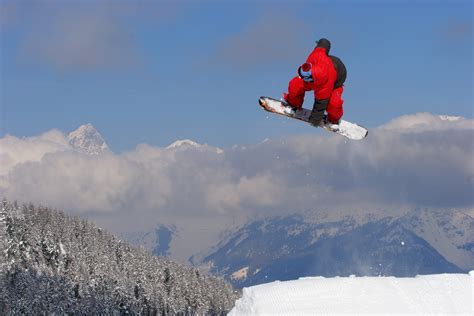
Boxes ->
[230,272,473,315]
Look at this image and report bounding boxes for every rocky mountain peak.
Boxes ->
[67,123,110,155]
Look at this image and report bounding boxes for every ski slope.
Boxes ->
[230,272,473,315]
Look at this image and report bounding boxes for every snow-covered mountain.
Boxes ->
[67,123,110,155]
[198,209,473,287]
[166,139,201,149]
[400,208,474,270]
[166,139,224,154]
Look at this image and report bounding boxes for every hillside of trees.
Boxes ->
[0,200,239,314]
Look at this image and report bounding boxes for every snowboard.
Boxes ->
[258,96,368,141]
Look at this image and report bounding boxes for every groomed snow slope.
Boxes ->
[230,272,473,315]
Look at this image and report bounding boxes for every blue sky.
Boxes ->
[1,0,472,152]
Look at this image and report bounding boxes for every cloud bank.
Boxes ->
[2,112,473,212]
[1,113,473,257]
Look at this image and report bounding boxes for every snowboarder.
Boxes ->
[283,38,347,126]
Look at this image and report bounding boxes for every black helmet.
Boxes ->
[316,38,331,54]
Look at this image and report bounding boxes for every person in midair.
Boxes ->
[283,38,347,126]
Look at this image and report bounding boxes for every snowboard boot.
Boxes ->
[323,115,341,131]
[323,115,340,125]
[281,95,298,116]
[283,106,297,116]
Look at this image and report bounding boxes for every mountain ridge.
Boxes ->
[196,208,473,287]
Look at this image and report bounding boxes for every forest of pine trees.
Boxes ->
[0,200,239,314]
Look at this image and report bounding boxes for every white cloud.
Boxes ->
[1,113,473,258]
[0,130,70,176]
[379,112,473,131]
[206,174,286,213]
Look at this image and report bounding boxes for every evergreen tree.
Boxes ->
[1,200,240,313]
[0,200,8,314]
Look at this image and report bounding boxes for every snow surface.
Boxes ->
[230,272,473,315]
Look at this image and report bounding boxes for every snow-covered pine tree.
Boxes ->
[0,200,8,314]
[2,200,239,313]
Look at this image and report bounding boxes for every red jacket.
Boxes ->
[306,47,337,100]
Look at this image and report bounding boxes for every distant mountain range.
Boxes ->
[67,123,223,155]
[123,208,473,288]
[197,208,473,287]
